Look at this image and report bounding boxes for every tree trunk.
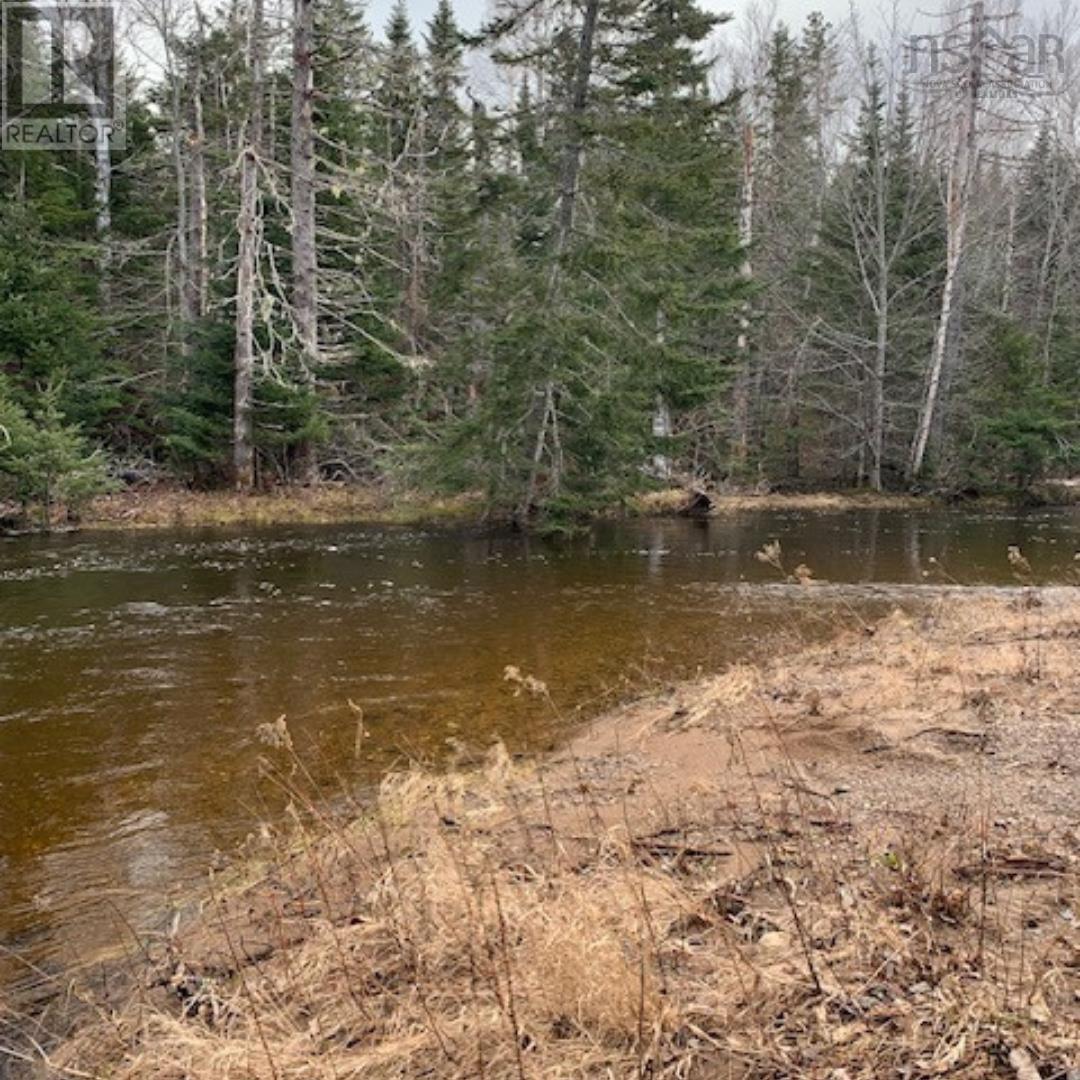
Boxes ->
[1040,251,1064,385]
[86,0,112,307]
[519,0,599,521]
[171,55,190,342]
[291,0,319,484]
[652,307,671,479]
[652,394,672,480]
[1000,195,1015,316]
[870,287,888,492]
[234,0,265,492]
[908,1,983,482]
[189,8,209,321]
[548,0,600,282]
[92,117,112,306]
[404,134,427,356]
[869,121,889,493]
[732,119,755,467]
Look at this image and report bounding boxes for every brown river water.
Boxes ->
[0,507,1077,1008]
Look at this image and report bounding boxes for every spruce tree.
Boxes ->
[425,0,465,166]
[595,0,745,477]
[430,0,744,522]
[381,1,422,164]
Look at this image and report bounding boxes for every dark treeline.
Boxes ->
[0,0,1076,526]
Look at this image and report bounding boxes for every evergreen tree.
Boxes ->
[0,377,112,527]
[380,1,422,164]
[429,0,744,523]
[425,0,466,166]
[963,319,1075,490]
[422,0,473,358]
[0,204,111,432]
[514,79,541,169]
[595,0,744,476]
[0,0,1073,522]
[748,16,836,479]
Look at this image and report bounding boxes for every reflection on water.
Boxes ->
[0,507,1077,1000]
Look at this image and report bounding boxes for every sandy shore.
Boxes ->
[25,589,1080,1078]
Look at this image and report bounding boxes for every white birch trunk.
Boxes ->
[1000,195,1015,316]
[93,117,112,304]
[908,1,983,482]
[190,8,209,320]
[171,62,190,338]
[732,119,755,466]
[291,0,319,483]
[234,0,265,491]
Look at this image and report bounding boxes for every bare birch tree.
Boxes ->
[234,0,266,490]
[291,0,319,482]
[907,1,995,480]
[188,6,209,324]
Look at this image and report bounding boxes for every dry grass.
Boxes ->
[72,483,1055,532]
[1033,478,1080,506]
[15,591,1080,1079]
[81,486,482,530]
[44,478,1079,533]
[83,485,933,532]
[626,488,938,516]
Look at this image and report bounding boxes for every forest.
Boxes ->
[0,0,1077,527]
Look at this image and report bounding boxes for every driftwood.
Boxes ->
[955,856,1066,880]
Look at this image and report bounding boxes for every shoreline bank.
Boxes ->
[78,486,484,531]
[35,587,1080,1079]
[61,483,1077,533]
